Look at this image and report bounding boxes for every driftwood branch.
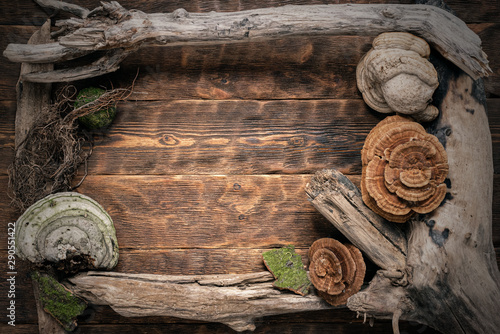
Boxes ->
[15,19,53,150]
[22,47,136,83]
[34,0,90,19]
[305,170,407,271]
[3,2,491,81]
[64,271,332,332]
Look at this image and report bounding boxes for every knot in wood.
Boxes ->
[173,8,189,19]
[381,7,403,20]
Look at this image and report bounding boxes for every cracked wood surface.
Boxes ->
[305,169,408,270]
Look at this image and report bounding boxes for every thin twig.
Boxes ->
[71,143,92,190]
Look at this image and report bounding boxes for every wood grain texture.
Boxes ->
[0,102,16,171]
[110,35,369,101]
[80,99,379,175]
[1,174,499,250]
[72,174,341,249]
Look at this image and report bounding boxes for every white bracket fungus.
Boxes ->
[357,32,440,122]
[15,192,119,270]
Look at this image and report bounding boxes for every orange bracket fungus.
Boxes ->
[308,238,365,306]
[361,115,449,223]
[356,32,439,122]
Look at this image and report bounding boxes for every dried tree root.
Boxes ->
[9,83,133,212]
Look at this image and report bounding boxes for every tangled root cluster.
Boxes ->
[9,84,132,212]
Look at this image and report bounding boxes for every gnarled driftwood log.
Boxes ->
[3,2,490,82]
[64,271,331,332]
[14,19,53,150]
[306,59,500,333]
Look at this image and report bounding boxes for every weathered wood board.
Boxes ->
[0,0,499,333]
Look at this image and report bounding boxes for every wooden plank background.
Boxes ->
[0,0,499,333]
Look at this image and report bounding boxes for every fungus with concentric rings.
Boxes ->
[15,192,119,272]
[356,32,439,122]
[308,238,365,306]
[361,115,449,223]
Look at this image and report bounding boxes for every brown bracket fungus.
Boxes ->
[356,32,439,122]
[15,192,119,272]
[361,115,449,223]
[308,238,365,306]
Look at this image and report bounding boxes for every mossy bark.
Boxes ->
[262,245,312,296]
[32,271,87,332]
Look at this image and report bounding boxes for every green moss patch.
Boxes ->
[74,87,117,129]
[262,245,311,296]
[32,271,87,331]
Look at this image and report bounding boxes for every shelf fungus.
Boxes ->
[356,32,439,122]
[74,87,117,130]
[308,238,365,306]
[15,192,119,272]
[361,115,449,223]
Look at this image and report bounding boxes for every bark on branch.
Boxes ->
[64,271,332,332]
[305,170,408,272]
[3,2,491,81]
[15,19,53,150]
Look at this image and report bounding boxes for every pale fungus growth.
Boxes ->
[356,32,439,122]
[308,238,365,306]
[15,192,119,271]
[361,115,449,223]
